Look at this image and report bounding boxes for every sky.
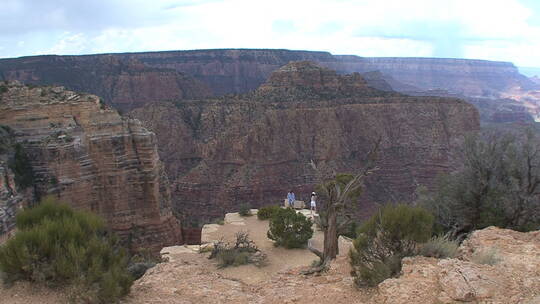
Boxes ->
[2,0,540,74]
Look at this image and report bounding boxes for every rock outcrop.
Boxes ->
[0,82,182,251]
[0,126,29,242]
[131,62,479,222]
[0,55,211,111]
[377,227,540,303]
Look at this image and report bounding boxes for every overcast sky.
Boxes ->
[2,0,540,73]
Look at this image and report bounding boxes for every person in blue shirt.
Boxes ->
[287,190,295,208]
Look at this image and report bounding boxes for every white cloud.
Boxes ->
[2,0,540,67]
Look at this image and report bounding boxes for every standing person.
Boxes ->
[310,192,317,215]
[287,190,295,208]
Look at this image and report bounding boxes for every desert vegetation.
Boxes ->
[417,129,540,238]
[257,205,281,220]
[267,208,313,248]
[0,197,133,303]
[238,203,252,217]
[349,204,434,287]
[209,231,267,268]
[8,143,35,190]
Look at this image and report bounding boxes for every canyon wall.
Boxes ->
[117,49,536,97]
[2,49,535,110]
[0,82,182,251]
[131,62,480,222]
[0,55,211,112]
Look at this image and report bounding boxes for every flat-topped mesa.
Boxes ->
[0,81,183,252]
[255,61,381,100]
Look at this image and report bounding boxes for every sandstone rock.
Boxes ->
[224,212,247,225]
[0,83,182,251]
[377,227,540,304]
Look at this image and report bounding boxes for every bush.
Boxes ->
[350,204,434,287]
[209,231,266,268]
[0,197,133,303]
[417,130,540,236]
[267,208,313,248]
[418,235,459,259]
[257,205,281,220]
[238,203,252,217]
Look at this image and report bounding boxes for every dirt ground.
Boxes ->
[0,209,373,304]
[208,212,335,284]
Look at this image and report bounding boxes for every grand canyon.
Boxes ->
[1,48,540,303]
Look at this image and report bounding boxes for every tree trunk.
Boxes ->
[323,207,339,259]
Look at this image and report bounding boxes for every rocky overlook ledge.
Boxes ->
[0,81,182,251]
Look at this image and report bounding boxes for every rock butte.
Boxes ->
[0,81,182,251]
[130,61,480,223]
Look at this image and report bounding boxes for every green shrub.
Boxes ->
[257,205,281,220]
[471,248,501,265]
[8,143,35,189]
[417,130,540,236]
[418,235,459,259]
[0,197,133,303]
[209,231,266,268]
[238,203,252,217]
[267,208,313,248]
[350,204,434,287]
[340,221,358,239]
[0,85,7,93]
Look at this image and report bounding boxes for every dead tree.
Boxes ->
[303,139,380,274]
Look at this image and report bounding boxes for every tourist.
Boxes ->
[310,192,317,215]
[287,190,295,208]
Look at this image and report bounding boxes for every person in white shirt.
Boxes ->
[310,192,317,215]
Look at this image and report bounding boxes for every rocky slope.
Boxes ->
[0,55,211,111]
[126,226,540,304]
[377,227,540,303]
[1,218,537,303]
[0,81,182,251]
[130,62,479,223]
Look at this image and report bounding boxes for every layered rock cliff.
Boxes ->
[0,81,182,251]
[116,49,536,97]
[131,62,479,222]
[0,55,211,112]
[2,49,534,108]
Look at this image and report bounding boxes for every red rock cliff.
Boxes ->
[131,62,480,222]
[0,82,182,251]
[0,55,211,111]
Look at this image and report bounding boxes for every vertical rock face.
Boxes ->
[131,62,480,222]
[0,82,182,251]
[0,55,211,112]
[0,127,29,242]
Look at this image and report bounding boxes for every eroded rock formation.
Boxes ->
[0,81,182,251]
[131,62,479,222]
[0,55,211,112]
